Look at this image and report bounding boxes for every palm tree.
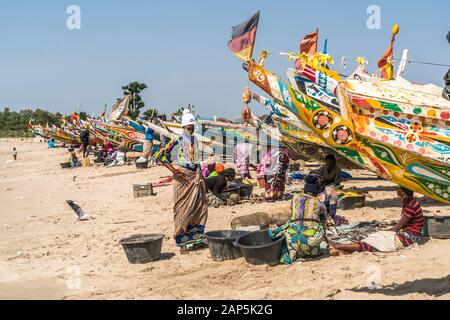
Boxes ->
[121,82,148,119]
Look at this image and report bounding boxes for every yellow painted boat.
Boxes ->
[242,60,450,204]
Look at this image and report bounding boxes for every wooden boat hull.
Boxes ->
[88,120,143,152]
[245,61,450,204]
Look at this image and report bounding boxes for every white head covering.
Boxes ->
[181,109,195,127]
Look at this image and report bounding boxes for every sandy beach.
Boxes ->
[1,138,450,300]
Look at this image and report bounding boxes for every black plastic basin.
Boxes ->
[119,234,164,264]
[234,230,284,266]
[205,230,248,261]
[423,216,450,239]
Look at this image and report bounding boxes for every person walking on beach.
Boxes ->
[12,147,17,161]
[80,124,90,158]
[154,110,208,254]
[137,126,155,163]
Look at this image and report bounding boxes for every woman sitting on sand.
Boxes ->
[308,169,348,226]
[70,152,81,168]
[104,140,114,154]
[48,139,55,149]
[206,168,237,207]
[268,173,329,264]
[256,147,290,201]
[329,187,423,254]
[201,156,217,178]
[317,154,341,219]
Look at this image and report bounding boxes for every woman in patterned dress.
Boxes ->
[154,111,208,255]
[268,174,329,264]
[256,147,290,201]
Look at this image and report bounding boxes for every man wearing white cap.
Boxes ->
[154,109,208,254]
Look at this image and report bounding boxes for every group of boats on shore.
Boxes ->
[28,17,450,204]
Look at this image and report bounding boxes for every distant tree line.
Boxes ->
[0,107,77,138]
[1,81,199,137]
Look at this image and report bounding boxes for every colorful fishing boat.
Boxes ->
[228,13,450,203]
[249,90,359,166]
[43,125,80,145]
[87,118,144,152]
[241,59,450,203]
[28,122,49,139]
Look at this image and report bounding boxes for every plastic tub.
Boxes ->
[234,230,284,266]
[119,234,164,264]
[423,216,450,239]
[338,195,366,210]
[60,162,72,169]
[205,230,248,261]
[224,184,254,199]
[135,160,148,169]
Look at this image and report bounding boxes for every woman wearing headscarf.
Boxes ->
[201,155,218,178]
[268,173,329,264]
[329,187,424,253]
[154,110,208,254]
[256,147,290,201]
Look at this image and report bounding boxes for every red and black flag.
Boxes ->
[228,11,260,61]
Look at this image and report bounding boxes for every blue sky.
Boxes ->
[0,0,449,118]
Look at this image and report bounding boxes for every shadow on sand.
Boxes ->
[350,274,450,297]
[358,185,398,193]
[364,197,402,209]
[347,176,384,182]
[159,252,176,261]
[363,195,448,210]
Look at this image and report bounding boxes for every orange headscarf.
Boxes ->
[215,164,225,173]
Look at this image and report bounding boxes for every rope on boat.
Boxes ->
[395,59,450,68]
[337,57,449,78]
[339,56,450,69]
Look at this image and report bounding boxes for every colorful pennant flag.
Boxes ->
[71,113,80,124]
[377,24,399,80]
[295,29,319,69]
[100,104,107,117]
[377,42,394,80]
[228,11,260,61]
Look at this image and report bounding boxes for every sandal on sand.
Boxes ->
[180,247,189,255]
